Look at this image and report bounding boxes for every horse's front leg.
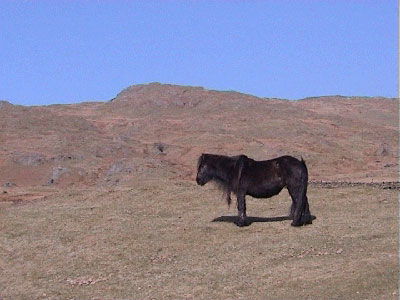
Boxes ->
[235,191,249,227]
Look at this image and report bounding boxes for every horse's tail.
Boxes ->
[291,158,313,226]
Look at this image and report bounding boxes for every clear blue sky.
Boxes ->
[0,1,397,106]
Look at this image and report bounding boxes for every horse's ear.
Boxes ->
[198,153,205,168]
[200,153,208,162]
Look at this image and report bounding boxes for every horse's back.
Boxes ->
[252,155,306,174]
[274,155,307,176]
[243,155,307,193]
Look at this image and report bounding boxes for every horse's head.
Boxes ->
[196,154,212,186]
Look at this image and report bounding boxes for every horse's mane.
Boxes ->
[199,154,240,206]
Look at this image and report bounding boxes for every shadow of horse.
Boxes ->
[212,215,316,226]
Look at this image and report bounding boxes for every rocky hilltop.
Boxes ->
[0,83,397,189]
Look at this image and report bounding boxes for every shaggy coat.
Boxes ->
[196,153,313,227]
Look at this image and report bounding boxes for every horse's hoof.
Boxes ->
[291,221,302,227]
[304,219,313,225]
[235,218,250,227]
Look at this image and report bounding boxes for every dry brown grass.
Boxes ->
[0,84,398,299]
[0,179,397,300]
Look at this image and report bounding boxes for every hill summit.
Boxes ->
[0,83,397,189]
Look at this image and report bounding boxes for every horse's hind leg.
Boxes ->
[287,186,300,224]
[289,200,296,220]
[287,185,312,226]
[302,196,312,225]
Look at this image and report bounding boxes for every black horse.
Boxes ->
[196,153,313,227]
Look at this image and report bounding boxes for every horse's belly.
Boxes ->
[247,185,284,198]
[241,165,285,198]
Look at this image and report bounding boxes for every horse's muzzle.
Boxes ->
[196,177,205,186]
